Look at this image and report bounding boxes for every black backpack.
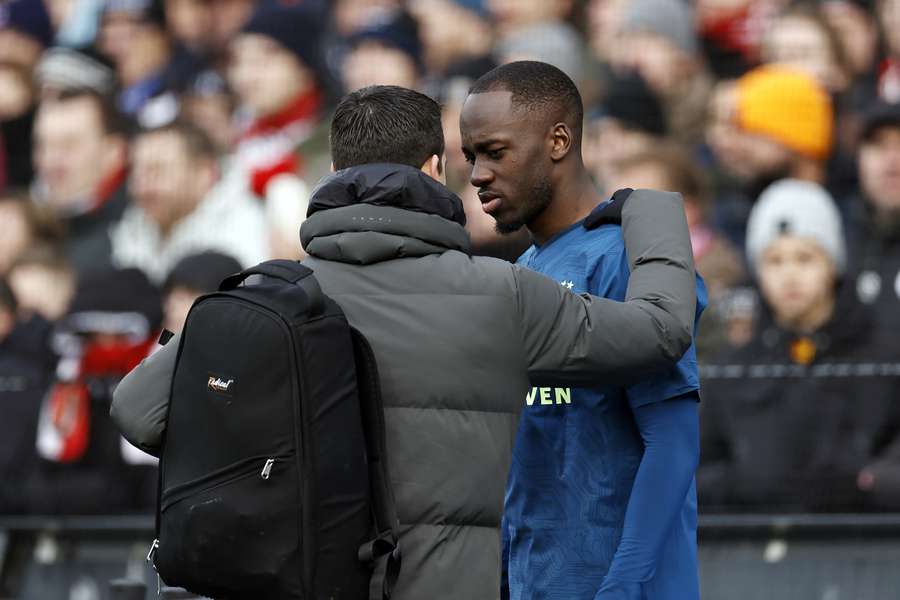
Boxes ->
[148,260,400,600]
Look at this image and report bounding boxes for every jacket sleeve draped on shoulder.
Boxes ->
[516,189,696,386]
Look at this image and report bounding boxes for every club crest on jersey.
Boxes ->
[207,376,235,394]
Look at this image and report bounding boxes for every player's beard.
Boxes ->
[495,175,554,235]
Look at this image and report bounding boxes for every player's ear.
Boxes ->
[549,123,573,162]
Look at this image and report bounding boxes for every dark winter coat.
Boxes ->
[698,294,900,512]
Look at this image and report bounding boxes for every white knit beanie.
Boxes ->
[746,179,846,274]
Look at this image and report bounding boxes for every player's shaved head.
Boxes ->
[468,61,584,144]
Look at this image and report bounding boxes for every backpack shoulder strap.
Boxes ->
[350,328,401,600]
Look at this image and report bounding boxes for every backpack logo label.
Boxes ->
[207,376,235,395]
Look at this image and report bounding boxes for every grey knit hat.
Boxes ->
[619,0,698,56]
[746,179,846,274]
[496,21,585,83]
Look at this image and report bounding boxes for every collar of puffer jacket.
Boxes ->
[300,164,472,265]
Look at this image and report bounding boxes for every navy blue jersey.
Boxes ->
[504,219,706,600]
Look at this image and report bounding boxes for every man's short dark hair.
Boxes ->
[136,120,218,161]
[330,85,444,171]
[469,61,584,141]
[56,89,129,136]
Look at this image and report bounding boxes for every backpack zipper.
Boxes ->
[261,458,275,479]
[146,538,159,563]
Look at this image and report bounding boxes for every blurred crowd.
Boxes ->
[1,0,899,516]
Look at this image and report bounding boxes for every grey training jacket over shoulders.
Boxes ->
[111,164,696,600]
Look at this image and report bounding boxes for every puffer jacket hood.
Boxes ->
[301,164,471,264]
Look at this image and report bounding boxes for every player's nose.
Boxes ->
[469,160,493,188]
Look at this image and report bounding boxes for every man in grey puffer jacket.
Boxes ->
[112,86,697,600]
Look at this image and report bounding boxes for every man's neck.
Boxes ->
[528,169,602,245]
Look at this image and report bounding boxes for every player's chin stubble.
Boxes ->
[494,176,554,235]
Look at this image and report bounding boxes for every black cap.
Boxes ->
[62,267,163,338]
[347,10,424,72]
[591,70,667,136]
[861,102,900,142]
[163,252,243,295]
[241,4,324,76]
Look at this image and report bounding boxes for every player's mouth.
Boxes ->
[478,190,502,215]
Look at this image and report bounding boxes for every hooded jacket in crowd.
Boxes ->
[0,316,54,513]
[112,163,698,599]
[845,195,900,335]
[29,268,162,514]
[699,292,900,513]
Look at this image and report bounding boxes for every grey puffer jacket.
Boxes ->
[112,164,696,600]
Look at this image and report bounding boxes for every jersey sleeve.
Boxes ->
[590,239,704,410]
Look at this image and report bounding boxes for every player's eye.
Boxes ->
[462,151,475,165]
[487,148,504,160]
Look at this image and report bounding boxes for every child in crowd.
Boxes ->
[161,251,242,334]
[699,179,900,512]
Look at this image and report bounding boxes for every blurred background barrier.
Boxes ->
[2,513,900,599]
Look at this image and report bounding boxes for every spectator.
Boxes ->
[30,267,162,514]
[707,65,834,246]
[486,0,573,39]
[0,0,54,70]
[227,3,329,233]
[177,68,236,153]
[877,0,900,102]
[821,0,880,87]
[111,121,267,283]
[163,0,216,55]
[0,277,54,514]
[31,90,130,274]
[0,0,53,189]
[614,0,714,146]
[7,245,76,323]
[205,0,256,52]
[695,0,778,79]
[494,19,585,87]
[699,179,900,512]
[583,70,668,192]
[759,3,867,202]
[846,102,900,332]
[332,0,403,37]
[761,4,850,94]
[161,251,242,334]
[0,191,63,276]
[488,0,583,87]
[586,0,630,66]
[342,10,423,91]
[407,0,494,81]
[97,0,177,123]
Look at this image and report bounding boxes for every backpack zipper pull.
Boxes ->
[261,458,275,479]
[146,538,159,562]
